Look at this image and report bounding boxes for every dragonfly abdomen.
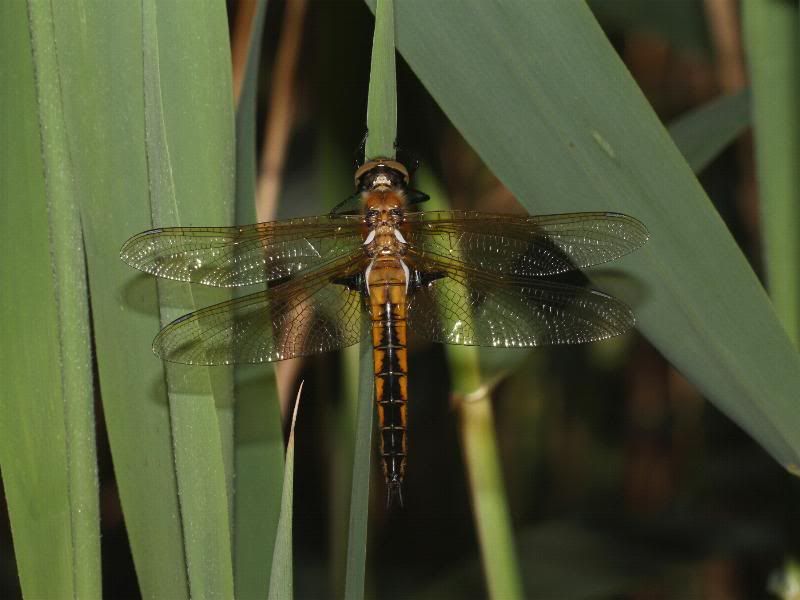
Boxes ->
[367,258,409,506]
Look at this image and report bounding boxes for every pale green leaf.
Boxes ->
[0,1,99,597]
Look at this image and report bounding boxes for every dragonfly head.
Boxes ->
[355,159,409,191]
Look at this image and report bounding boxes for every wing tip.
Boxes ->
[119,228,165,269]
[606,212,650,247]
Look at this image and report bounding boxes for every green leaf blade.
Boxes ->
[365,0,397,159]
[268,387,301,600]
[344,341,375,600]
[1,1,100,596]
[43,0,239,595]
[141,0,236,597]
[373,0,800,469]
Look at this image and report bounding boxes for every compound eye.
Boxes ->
[389,207,402,219]
[365,209,380,222]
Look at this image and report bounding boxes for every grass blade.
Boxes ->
[59,1,188,598]
[365,0,397,159]
[374,0,800,471]
[668,88,751,174]
[268,384,303,600]
[57,2,187,594]
[742,1,800,346]
[24,2,101,592]
[344,341,376,600]
[141,0,235,597]
[28,1,238,594]
[0,2,100,597]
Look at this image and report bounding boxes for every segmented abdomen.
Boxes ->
[367,258,409,497]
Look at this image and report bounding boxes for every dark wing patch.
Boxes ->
[407,257,634,348]
[404,211,647,278]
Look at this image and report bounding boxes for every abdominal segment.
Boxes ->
[367,257,409,496]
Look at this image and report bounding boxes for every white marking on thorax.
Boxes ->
[399,258,410,293]
[365,259,375,296]
[393,228,407,244]
[363,229,376,246]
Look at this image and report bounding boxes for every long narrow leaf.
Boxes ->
[45,0,237,595]
[62,2,187,595]
[0,2,100,597]
[141,0,235,597]
[344,341,376,600]
[365,0,397,159]
[268,384,302,600]
[369,0,800,471]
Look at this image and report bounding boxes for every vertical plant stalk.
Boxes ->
[451,356,524,600]
[24,1,101,597]
[231,0,258,106]
[703,0,746,92]
[257,0,308,223]
[742,1,800,346]
[418,167,524,599]
[345,3,396,597]
[456,387,524,600]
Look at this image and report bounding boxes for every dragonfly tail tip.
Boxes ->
[386,480,404,510]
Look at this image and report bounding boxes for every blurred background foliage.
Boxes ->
[2,0,800,598]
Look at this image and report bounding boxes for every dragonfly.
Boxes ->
[121,158,648,507]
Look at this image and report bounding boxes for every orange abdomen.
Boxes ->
[367,257,409,504]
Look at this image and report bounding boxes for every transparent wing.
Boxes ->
[153,255,368,365]
[404,211,648,278]
[407,258,635,347]
[120,214,364,287]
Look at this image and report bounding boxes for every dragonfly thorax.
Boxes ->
[363,189,408,259]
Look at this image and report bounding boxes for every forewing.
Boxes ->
[404,211,648,278]
[153,256,367,365]
[121,214,364,287]
[407,259,634,348]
